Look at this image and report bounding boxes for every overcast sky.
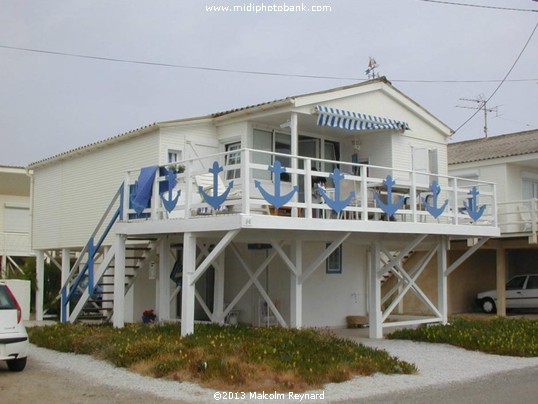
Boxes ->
[0,0,536,166]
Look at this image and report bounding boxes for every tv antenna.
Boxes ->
[365,57,380,80]
[456,95,499,138]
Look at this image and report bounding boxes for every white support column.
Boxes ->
[35,250,45,321]
[369,241,382,339]
[158,236,171,321]
[61,248,70,322]
[1,255,6,279]
[290,112,298,218]
[290,240,303,328]
[438,236,448,324]
[181,232,196,336]
[113,234,126,328]
[213,252,225,324]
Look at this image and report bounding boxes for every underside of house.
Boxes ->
[29,78,500,338]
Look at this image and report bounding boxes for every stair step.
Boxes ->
[102,273,135,277]
[98,282,130,286]
[81,307,112,311]
[108,265,139,269]
[126,247,152,251]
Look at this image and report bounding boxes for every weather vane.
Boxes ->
[365,57,380,80]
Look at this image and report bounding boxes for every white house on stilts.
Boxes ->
[29,78,499,338]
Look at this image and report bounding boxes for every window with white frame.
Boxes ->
[225,142,241,180]
[523,179,538,200]
[167,149,183,164]
[4,206,30,233]
[326,244,342,274]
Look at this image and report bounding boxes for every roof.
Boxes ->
[29,77,449,168]
[448,129,538,165]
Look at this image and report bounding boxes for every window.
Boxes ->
[506,276,527,290]
[527,276,538,290]
[326,244,342,274]
[4,206,29,233]
[523,179,538,200]
[167,149,183,164]
[225,142,241,180]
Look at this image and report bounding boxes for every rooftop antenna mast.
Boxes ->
[365,57,380,80]
[456,95,499,138]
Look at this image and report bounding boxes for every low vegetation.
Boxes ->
[29,323,416,391]
[388,317,538,357]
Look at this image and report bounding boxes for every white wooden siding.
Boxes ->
[159,122,218,165]
[32,132,160,250]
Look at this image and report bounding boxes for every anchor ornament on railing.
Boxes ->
[255,160,298,209]
[463,186,486,222]
[422,181,448,219]
[160,168,180,213]
[199,161,235,209]
[374,175,406,217]
[319,169,355,214]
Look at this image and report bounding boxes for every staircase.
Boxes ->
[60,184,158,323]
[380,250,415,284]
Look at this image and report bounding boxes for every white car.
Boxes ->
[0,281,28,371]
[476,274,538,314]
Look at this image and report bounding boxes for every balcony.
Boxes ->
[120,149,499,238]
[498,199,538,243]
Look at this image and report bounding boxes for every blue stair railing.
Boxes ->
[60,184,124,323]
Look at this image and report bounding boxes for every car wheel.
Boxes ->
[7,357,27,372]
[481,298,496,314]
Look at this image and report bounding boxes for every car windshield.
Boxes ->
[506,276,527,290]
[0,286,16,310]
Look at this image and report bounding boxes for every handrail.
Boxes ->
[61,183,124,322]
[123,148,498,227]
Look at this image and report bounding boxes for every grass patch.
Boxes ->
[29,323,416,392]
[388,317,538,357]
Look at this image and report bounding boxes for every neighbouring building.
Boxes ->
[0,166,32,278]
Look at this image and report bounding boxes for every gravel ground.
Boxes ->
[25,326,538,403]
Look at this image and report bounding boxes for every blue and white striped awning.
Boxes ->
[315,105,410,131]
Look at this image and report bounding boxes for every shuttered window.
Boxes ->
[4,206,30,233]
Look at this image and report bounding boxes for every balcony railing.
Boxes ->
[498,199,538,238]
[123,148,497,228]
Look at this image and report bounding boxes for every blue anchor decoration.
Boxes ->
[199,161,235,209]
[374,175,406,217]
[255,160,298,209]
[422,181,448,219]
[463,186,486,222]
[160,168,181,213]
[318,169,355,214]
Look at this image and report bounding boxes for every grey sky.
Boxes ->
[0,0,536,166]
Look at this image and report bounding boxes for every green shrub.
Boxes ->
[388,318,538,357]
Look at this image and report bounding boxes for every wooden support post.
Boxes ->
[213,252,225,324]
[113,235,126,328]
[290,240,303,328]
[496,247,506,317]
[438,236,448,324]
[181,232,196,336]
[290,112,298,218]
[35,250,45,321]
[61,248,70,323]
[369,241,382,339]
[1,255,6,279]
[158,236,171,321]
